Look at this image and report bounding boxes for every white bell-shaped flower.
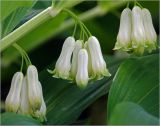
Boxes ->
[19,77,30,116]
[142,8,157,52]
[76,49,89,88]
[132,6,146,48]
[27,65,42,111]
[50,37,75,79]
[88,36,111,79]
[34,81,47,122]
[114,8,132,51]
[38,97,47,122]
[84,42,93,77]
[5,72,23,112]
[71,40,83,79]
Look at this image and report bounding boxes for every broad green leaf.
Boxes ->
[1,0,36,21]
[108,102,159,125]
[107,54,159,120]
[1,0,37,37]
[2,8,33,37]
[39,55,125,124]
[1,112,42,125]
[33,0,52,9]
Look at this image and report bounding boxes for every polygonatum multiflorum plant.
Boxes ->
[1,0,158,125]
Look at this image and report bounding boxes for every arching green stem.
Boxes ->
[126,2,129,8]
[13,43,32,67]
[80,22,92,37]
[136,2,143,8]
[20,55,24,72]
[63,8,91,39]
[72,21,77,37]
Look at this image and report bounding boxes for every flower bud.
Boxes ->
[51,37,75,79]
[76,49,89,88]
[27,65,42,111]
[142,8,157,52]
[5,72,23,112]
[19,77,30,116]
[132,6,146,48]
[71,40,83,79]
[88,36,111,79]
[114,8,132,51]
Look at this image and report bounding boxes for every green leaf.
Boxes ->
[39,55,125,124]
[1,0,36,21]
[2,8,32,37]
[1,112,42,125]
[107,54,159,121]
[1,0,37,37]
[108,102,159,125]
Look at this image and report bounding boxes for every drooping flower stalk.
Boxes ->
[48,8,111,87]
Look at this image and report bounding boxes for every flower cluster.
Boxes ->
[49,36,111,88]
[114,6,157,55]
[5,65,46,122]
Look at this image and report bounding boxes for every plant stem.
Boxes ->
[136,2,143,8]
[126,2,129,8]
[80,22,92,37]
[0,7,60,52]
[72,21,77,37]
[20,55,24,72]
[13,44,30,66]
[63,8,91,39]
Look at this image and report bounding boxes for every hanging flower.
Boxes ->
[142,8,157,52]
[27,65,42,111]
[49,37,75,80]
[19,77,31,116]
[88,36,111,79]
[71,40,83,79]
[132,6,146,49]
[84,41,93,77]
[76,49,89,88]
[114,8,132,51]
[34,81,47,122]
[5,72,23,112]
[47,9,112,87]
